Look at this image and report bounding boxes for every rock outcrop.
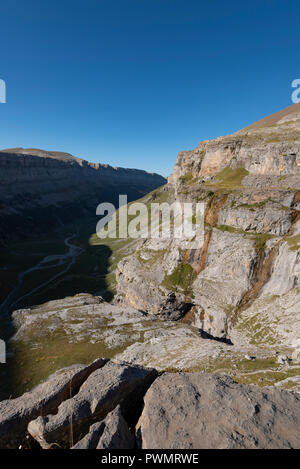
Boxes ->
[9,293,265,400]
[0,358,108,449]
[137,372,300,449]
[114,104,300,350]
[27,360,157,448]
[168,102,300,185]
[1,358,300,449]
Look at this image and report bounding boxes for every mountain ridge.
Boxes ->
[0,148,166,244]
[0,147,163,176]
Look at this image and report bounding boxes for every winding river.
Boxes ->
[0,235,83,316]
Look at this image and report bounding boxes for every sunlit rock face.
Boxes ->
[169,103,300,184]
[115,104,300,355]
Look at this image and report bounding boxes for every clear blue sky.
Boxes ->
[0,0,299,176]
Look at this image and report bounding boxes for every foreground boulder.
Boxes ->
[136,372,300,449]
[28,360,157,448]
[2,356,300,449]
[72,405,135,449]
[0,358,108,449]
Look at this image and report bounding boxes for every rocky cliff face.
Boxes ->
[114,104,300,362]
[0,148,166,243]
[169,102,300,184]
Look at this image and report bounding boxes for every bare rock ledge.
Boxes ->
[1,357,300,449]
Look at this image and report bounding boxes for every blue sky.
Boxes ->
[0,0,299,176]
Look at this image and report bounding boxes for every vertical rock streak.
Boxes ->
[233,193,300,322]
[194,193,229,274]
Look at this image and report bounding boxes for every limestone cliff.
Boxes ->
[114,104,300,360]
[169,102,300,185]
